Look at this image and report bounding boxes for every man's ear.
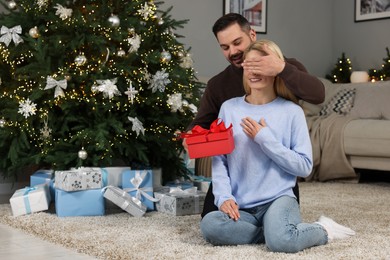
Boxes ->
[249,28,257,41]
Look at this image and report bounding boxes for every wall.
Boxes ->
[0,1,389,78]
[332,0,390,72]
[162,0,390,79]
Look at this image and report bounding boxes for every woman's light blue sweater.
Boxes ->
[213,96,313,209]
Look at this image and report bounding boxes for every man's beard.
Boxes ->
[229,52,244,67]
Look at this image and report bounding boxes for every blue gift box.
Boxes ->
[55,189,105,217]
[30,170,55,202]
[122,169,157,211]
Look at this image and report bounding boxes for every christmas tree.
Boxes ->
[0,0,202,182]
[381,47,390,80]
[325,52,352,83]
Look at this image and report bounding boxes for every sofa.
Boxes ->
[301,78,390,181]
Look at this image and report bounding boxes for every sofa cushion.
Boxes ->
[344,119,390,157]
[319,88,356,116]
[349,81,390,120]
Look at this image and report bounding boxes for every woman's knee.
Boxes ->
[266,234,301,253]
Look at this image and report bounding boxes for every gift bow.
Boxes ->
[180,118,232,139]
[22,186,37,214]
[0,25,24,47]
[103,186,146,212]
[169,186,198,195]
[44,76,67,98]
[124,170,159,202]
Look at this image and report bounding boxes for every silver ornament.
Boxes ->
[108,15,120,27]
[160,50,171,63]
[78,148,88,160]
[29,27,39,38]
[75,55,87,66]
[8,1,17,10]
[117,49,126,57]
[0,119,6,128]
[177,51,184,58]
[158,18,164,25]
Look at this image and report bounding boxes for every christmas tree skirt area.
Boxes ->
[1,182,390,259]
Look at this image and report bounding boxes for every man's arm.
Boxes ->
[281,58,325,104]
[242,44,325,104]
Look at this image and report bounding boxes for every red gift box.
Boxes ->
[182,119,235,159]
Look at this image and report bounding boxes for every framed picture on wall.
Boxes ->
[224,0,267,33]
[355,0,390,22]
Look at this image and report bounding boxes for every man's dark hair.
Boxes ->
[212,13,251,37]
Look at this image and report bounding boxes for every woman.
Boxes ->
[200,39,355,253]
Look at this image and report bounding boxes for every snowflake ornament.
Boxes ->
[94,78,121,99]
[18,98,37,118]
[167,93,183,112]
[54,4,73,20]
[137,2,155,20]
[124,81,138,104]
[180,54,194,69]
[127,34,141,53]
[148,69,171,93]
[40,120,52,139]
[37,0,49,9]
[128,116,145,137]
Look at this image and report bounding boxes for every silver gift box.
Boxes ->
[154,189,206,216]
[55,168,104,191]
[103,186,147,217]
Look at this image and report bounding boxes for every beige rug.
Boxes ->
[1,182,390,260]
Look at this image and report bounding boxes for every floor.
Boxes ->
[0,194,97,260]
[0,170,389,260]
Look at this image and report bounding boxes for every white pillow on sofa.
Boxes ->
[319,88,356,116]
[349,81,390,120]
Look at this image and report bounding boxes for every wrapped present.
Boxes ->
[10,184,51,217]
[55,167,107,191]
[55,188,105,217]
[103,186,147,217]
[102,167,130,187]
[152,168,162,189]
[191,176,211,193]
[154,187,206,216]
[122,169,159,211]
[30,169,55,202]
[165,179,194,190]
[181,119,235,159]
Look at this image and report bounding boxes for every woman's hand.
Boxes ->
[220,199,240,221]
[241,117,266,139]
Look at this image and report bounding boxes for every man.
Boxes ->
[185,13,325,218]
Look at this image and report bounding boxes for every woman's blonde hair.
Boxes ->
[243,39,298,104]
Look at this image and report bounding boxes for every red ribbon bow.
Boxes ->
[180,118,232,139]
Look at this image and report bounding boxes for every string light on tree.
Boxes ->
[0,118,6,128]
[325,52,352,83]
[0,0,202,182]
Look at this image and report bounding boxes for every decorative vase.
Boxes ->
[350,71,369,83]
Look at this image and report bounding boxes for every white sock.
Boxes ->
[315,215,356,241]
